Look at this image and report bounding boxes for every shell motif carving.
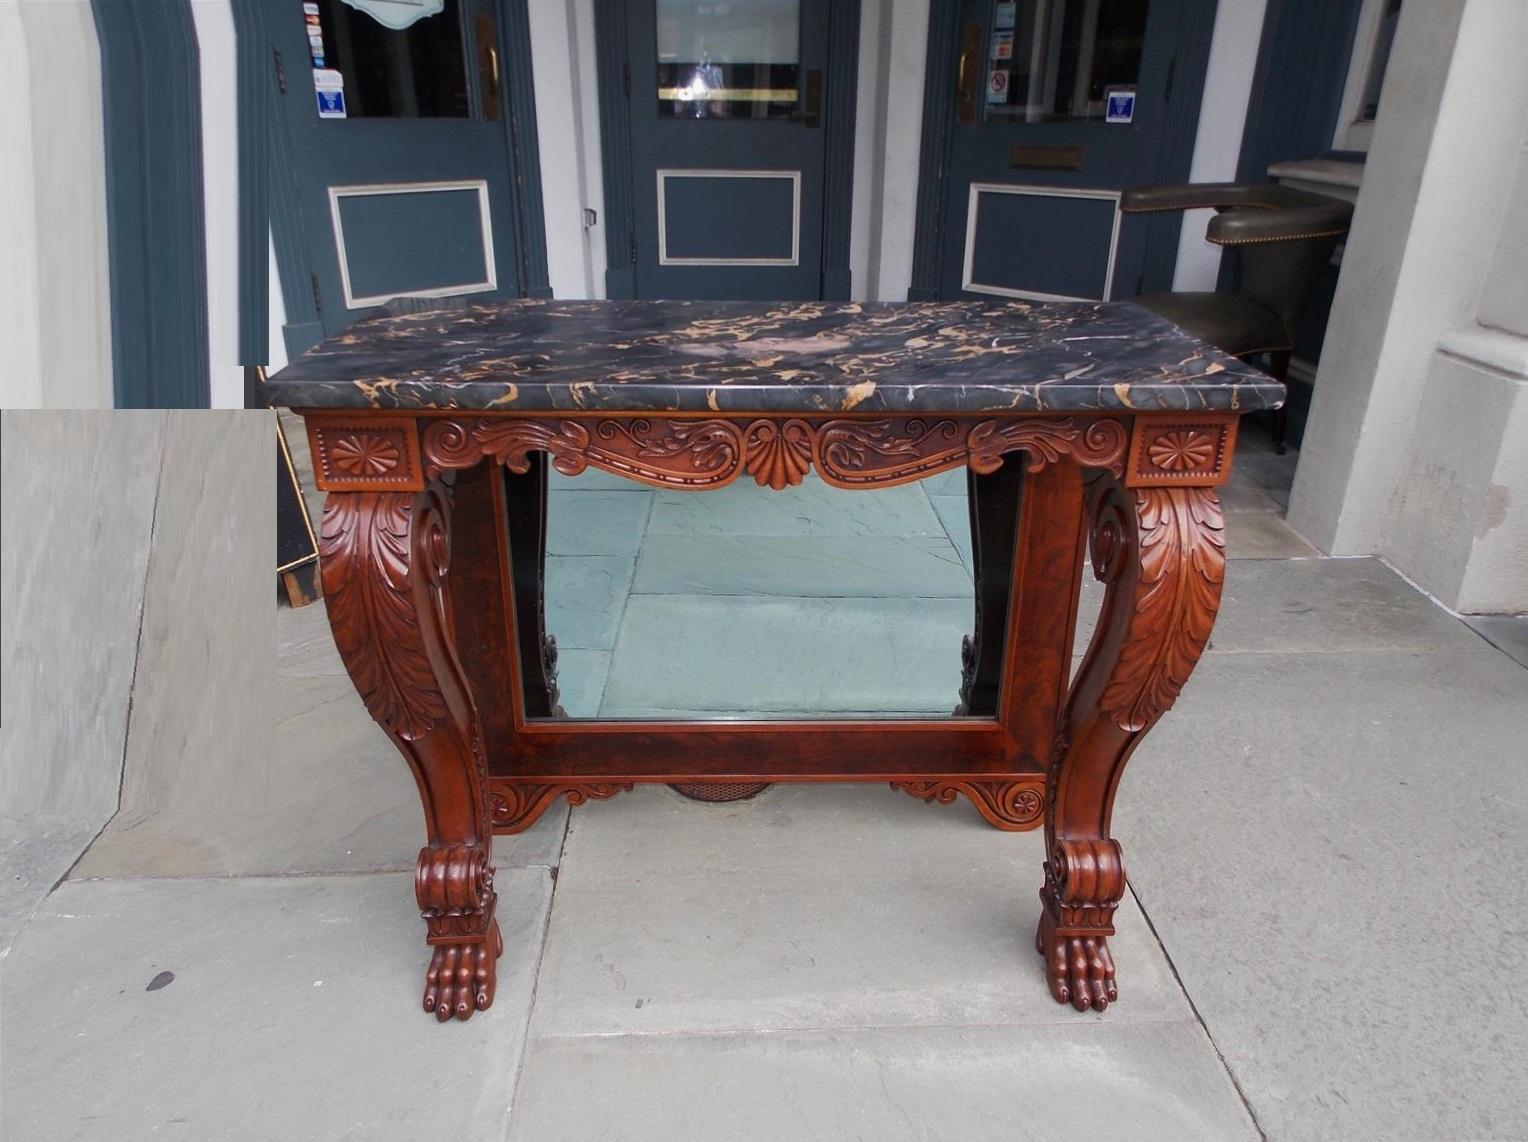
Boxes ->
[744,419,814,489]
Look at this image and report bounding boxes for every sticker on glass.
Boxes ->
[313,68,346,119]
[994,2,1017,30]
[987,69,1010,103]
[991,30,1013,60]
[1105,87,1136,123]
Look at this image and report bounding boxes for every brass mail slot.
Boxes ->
[1009,145,1085,171]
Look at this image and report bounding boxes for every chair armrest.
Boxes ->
[1206,200,1353,245]
[1119,183,1253,214]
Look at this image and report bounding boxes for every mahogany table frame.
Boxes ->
[302,407,1236,1022]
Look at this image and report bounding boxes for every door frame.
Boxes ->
[258,0,552,364]
[592,0,862,300]
[907,0,1219,301]
[92,0,211,407]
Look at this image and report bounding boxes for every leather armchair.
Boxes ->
[1121,183,1353,450]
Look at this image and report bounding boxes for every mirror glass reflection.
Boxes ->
[540,470,980,719]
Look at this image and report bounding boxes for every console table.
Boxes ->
[267,298,1281,1023]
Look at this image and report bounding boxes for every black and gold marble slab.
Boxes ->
[264,299,1284,414]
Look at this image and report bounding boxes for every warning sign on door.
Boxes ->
[987,69,1010,104]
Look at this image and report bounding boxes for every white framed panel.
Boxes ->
[960,182,1123,302]
[327,179,498,309]
[656,169,801,266]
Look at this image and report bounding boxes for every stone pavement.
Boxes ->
[5,426,1526,1141]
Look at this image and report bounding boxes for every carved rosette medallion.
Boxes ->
[891,779,1046,830]
[1126,417,1236,487]
[309,416,424,491]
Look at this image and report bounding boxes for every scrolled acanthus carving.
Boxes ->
[1093,484,1226,732]
[967,418,1129,477]
[419,414,1131,490]
[319,489,451,740]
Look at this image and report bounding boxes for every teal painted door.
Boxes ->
[621,0,834,300]
[269,0,524,344]
[938,0,1209,301]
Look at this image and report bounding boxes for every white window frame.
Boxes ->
[1331,0,1399,153]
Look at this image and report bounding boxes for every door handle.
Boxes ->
[956,22,980,125]
[791,69,823,127]
[474,13,502,121]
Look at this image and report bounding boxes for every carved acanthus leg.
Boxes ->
[321,484,503,1022]
[1038,479,1225,1011]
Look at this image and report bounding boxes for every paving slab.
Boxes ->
[1209,557,1481,655]
[1223,511,1321,559]
[927,493,973,570]
[548,489,653,555]
[78,673,568,877]
[531,783,1192,1038]
[631,534,971,597]
[1220,468,1284,513]
[509,1021,1258,1142]
[99,413,277,874]
[918,465,968,495]
[0,871,549,1142]
[0,814,100,953]
[600,594,968,715]
[546,555,636,649]
[553,648,611,718]
[0,410,163,830]
[277,595,345,677]
[1113,644,1528,1142]
[1234,451,1300,508]
[1464,612,1528,669]
[647,477,943,538]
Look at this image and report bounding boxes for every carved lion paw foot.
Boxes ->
[422,919,504,1022]
[1036,916,1117,1012]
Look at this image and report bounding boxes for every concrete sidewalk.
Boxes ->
[5,428,1526,1141]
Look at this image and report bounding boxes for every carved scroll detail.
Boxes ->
[487,780,635,832]
[1036,837,1126,1011]
[420,414,1132,490]
[1099,486,1226,731]
[967,418,1129,477]
[891,779,1045,830]
[814,418,966,486]
[319,492,449,739]
[415,842,496,943]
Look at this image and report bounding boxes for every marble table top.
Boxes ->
[264,298,1284,415]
